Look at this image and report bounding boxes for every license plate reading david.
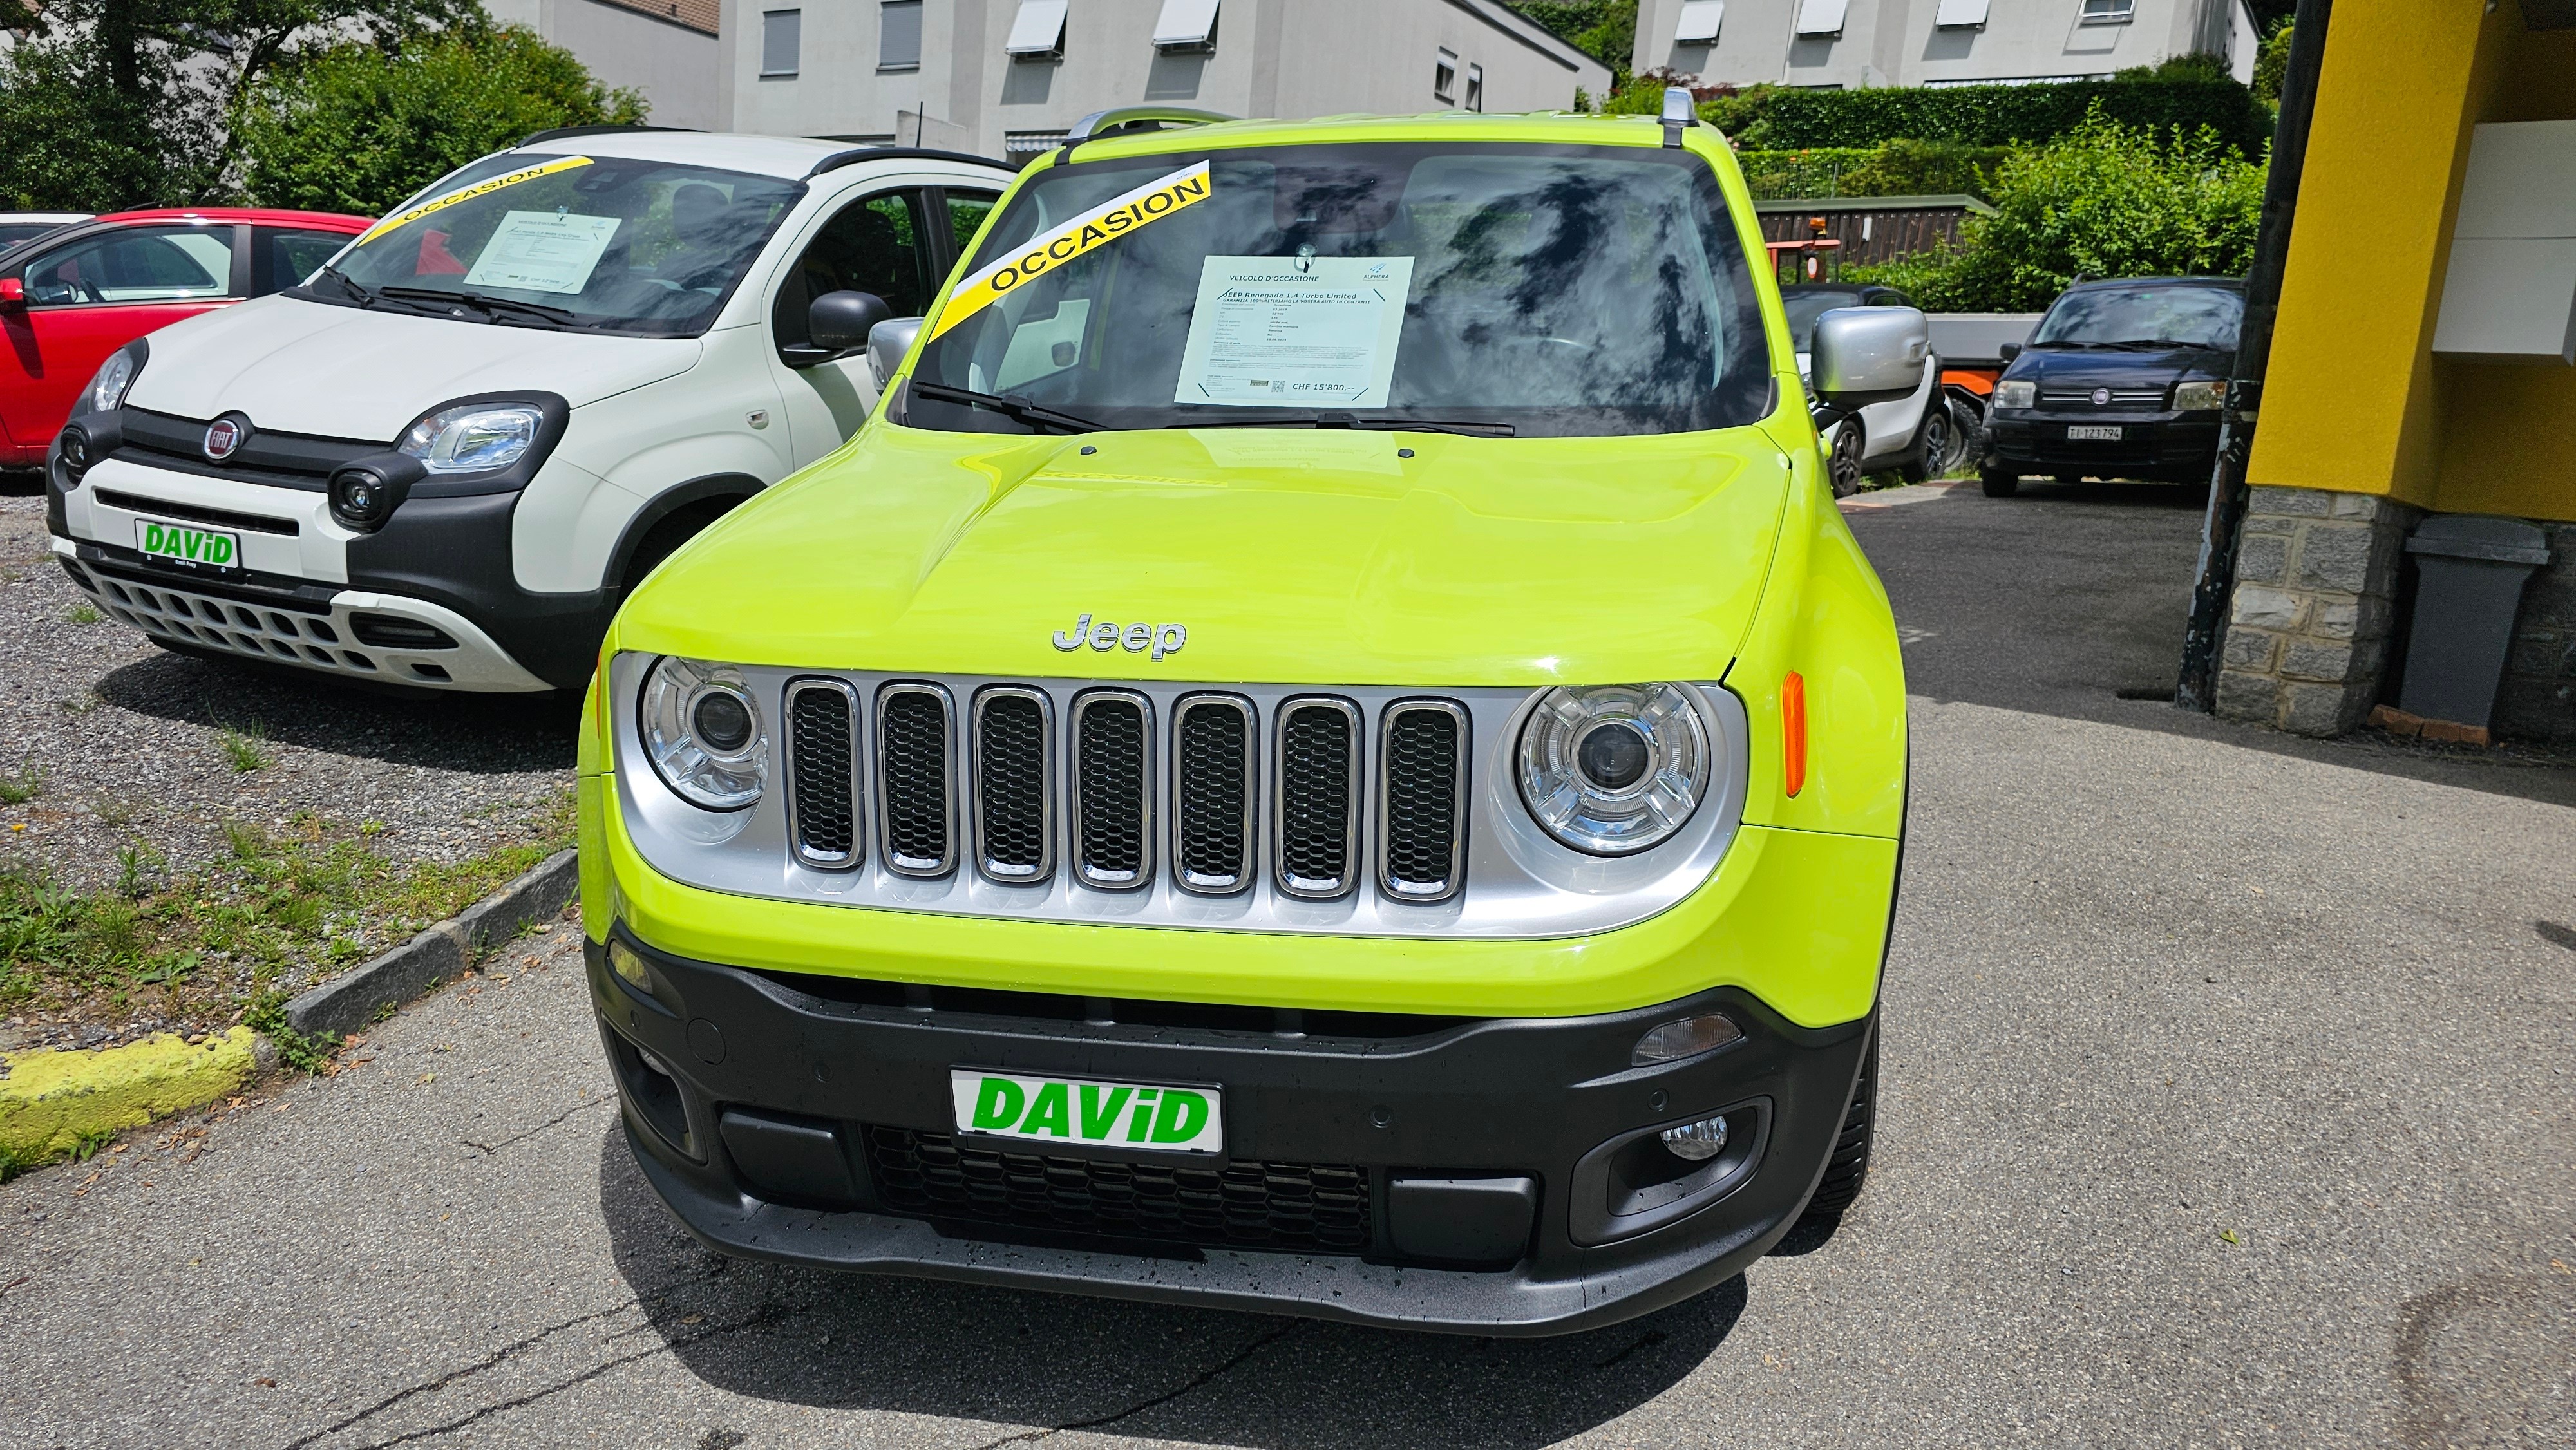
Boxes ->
[951,1068,1224,1155]
[2067,424,2122,441]
[135,518,242,568]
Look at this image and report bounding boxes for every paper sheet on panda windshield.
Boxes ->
[462,210,620,295]
[1173,256,1414,408]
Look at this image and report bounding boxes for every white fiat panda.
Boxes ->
[44,129,1013,692]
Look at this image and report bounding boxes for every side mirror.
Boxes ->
[0,278,24,310]
[1998,341,2022,363]
[1811,306,1930,409]
[867,315,924,388]
[808,290,893,356]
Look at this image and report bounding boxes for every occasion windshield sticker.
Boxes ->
[462,210,621,295]
[927,161,1213,342]
[1173,255,1414,408]
[358,155,593,245]
[950,1068,1224,1155]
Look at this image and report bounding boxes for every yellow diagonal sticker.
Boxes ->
[927,160,1212,341]
[357,155,595,245]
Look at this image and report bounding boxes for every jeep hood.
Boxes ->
[122,294,701,440]
[618,423,1793,686]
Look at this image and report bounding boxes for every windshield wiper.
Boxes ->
[1170,410,1515,438]
[310,264,377,308]
[911,381,1106,435]
[377,286,582,326]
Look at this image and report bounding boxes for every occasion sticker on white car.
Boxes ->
[134,518,240,568]
[950,1068,1224,1155]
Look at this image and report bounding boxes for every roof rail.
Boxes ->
[1063,106,1235,147]
[806,146,1016,180]
[520,124,701,147]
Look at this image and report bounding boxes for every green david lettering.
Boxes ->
[1151,1090,1209,1144]
[209,536,233,565]
[144,524,166,553]
[971,1077,1024,1129]
[1021,1081,1071,1136]
[1126,1089,1158,1140]
[1078,1084,1132,1140]
[183,531,202,560]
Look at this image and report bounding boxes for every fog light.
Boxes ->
[1661,1115,1730,1161]
[1630,1013,1741,1066]
[57,426,91,482]
[609,940,651,993]
[639,1046,676,1078]
[328,465,406,531]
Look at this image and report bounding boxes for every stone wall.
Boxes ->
[2215,486,2422,737]
[2495,521,2576,742]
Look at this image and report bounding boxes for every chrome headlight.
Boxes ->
[639,657,767,811]
[2173,379,2225,411]
[399,402,544,474]
[83,348,141,415]
[1991,379,2036,410]
[1516,684,1712,855]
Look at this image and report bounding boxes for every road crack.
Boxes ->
[970,1322,1301,1448]
[459,1095,612,1156]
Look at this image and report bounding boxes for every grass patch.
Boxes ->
[64,602,104,625]
[0,789,573,1042]
[0,760,41,805]
[218,724,269,773]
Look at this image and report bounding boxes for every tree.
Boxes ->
[2251,23,2295,108]
[1513,0,1637,73]
[240,25,647,216]
[0,0,475,209]
[1850,106,2268,311]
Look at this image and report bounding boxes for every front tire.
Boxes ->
[1826,420,1866,498]
[1801,1024,1879,1221]
[1899,401,1951,484]
[1979,465,2020,498]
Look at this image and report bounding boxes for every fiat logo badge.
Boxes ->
[202,418,244,461]
[2090,388,2111,406]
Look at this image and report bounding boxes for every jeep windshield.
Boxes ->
[904,142,1770,438]
[2031,283,2243,352]
[298,153,804,337]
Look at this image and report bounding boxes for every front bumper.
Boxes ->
[1984,410,2220,480]
[591,929,1870,1335]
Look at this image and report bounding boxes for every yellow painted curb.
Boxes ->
[0,1028,258,1160]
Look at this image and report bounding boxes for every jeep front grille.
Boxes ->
[971,688,1052,881]
[1172,695,1254,893]
[876,684,954,875]
[1379,701,1468,901]
[1275,699,1361,898]
[784,680,861,869]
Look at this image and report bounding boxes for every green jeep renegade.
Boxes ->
[576,101,1915,1335]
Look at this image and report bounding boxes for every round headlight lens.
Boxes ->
[399,403,544,475]
[1516,684,1710,855]
[84,350,139,415]
[640,657,766,811]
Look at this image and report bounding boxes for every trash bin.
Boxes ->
[2396,514,2553,730]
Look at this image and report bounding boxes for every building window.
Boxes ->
[1792,0,1848,37]
[1434,48,1457,102]
[1005,0,1069,60]
[878,0,922,71]
[1152,0,1220,53]
[761,8,800,76]
[1465,62,1484,113]
[2078,0,2134,22]
[1005,129,1071,167]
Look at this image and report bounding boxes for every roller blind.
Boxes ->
[1153,0,1220,47]
[1005,0,1069,55]
[1675,0,1724,43]
[1933,0,1990,25]
[1794,0,1848,35]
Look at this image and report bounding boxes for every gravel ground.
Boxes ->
[0,480,2566,1447]
[0,484,577,1050]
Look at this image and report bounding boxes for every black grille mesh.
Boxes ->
[880,690,950,867]
[1382,708,1462,890]
[1277,705,1354,887]
[976,694,1048,873]
[865,1127,1370,1252]
[1175,701,1250,885]
[786,686,857,862]
[1077,699,1148,880]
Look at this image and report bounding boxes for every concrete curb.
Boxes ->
[283,848,578,1040]
[0,1028,258,1160]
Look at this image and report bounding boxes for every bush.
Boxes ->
[1846,104,2266,311]
[1684,76,2275,157]
[1513,0,1636,70]
[1736,140,2009,200]
[2252,23,2295,108]
[240,23,645,218]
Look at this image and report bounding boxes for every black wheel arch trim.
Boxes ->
[604,472,766,594]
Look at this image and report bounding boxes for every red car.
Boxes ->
[0,207,372,469]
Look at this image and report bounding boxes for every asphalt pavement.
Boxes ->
[4,479,2570,1449]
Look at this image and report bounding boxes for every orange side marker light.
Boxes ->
[1783,671,1808,798]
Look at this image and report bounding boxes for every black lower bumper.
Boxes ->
[1984,413,2220,482]
[589,930,1872,1336]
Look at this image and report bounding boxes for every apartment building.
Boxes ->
[486,0,725,128]
[1632,0,2260,89]
[718,0,1611,162]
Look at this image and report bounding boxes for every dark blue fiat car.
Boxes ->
[1978,276,2242,498]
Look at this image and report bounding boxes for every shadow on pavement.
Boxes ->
[596,1127,1742,1447]
[1851,480,2576,808]
[90,646,578,773]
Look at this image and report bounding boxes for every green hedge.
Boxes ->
[1707,80,2275,157]
[1735,140,2009,201]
